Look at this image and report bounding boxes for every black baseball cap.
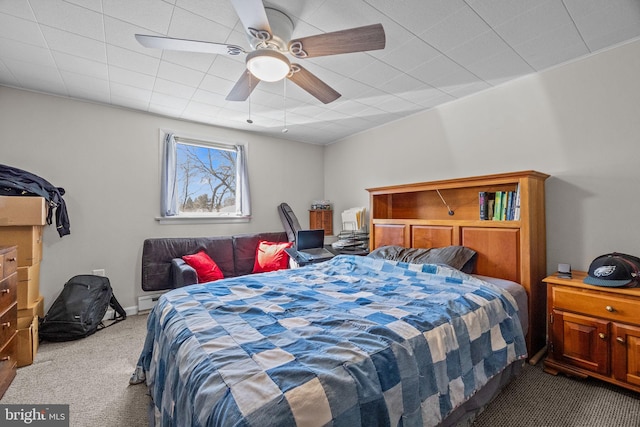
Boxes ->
[584,252,640,287]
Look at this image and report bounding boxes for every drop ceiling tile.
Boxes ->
[191,88,228,106]
[0,38,55,66]
[150,90,190,109]
[153,78,197,99]
[41,26,107,63]
[104,17,161,57]
[52,51,109,82]
[174,0,238,30]
[408,54,469,86]
[565,0,640,51]
[419,5,493,54]
[106,44,160,75]
[380,36,441,72]
[157,61,205,87]
[207,55,246,80]
[0,2,36,21]
[110,94,151,110]
[514,24,589,70]
[109,66,156,90]
[466,0,542,27]
[464,48,533,86]
[159,50,217,73]
[199,74,234,96]
[110,81,152,102]
[445,30,512,67]
[103,0,174,34]
[148,103,186,117]
[62,71,110,98]
[364,0,467,35]
[0,13,47,47]
[0,61,20,87]
[64,0,104,14]
[30,0,105,41]
[168,6,235,41]
[495,0,576,47]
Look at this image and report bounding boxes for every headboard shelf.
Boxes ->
[367,170,549,357]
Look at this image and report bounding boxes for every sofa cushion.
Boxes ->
[142,237,235,291]
[233,232,289,276]
[182,251,224,283]
[252,240,293,273]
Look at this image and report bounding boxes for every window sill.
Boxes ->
[155,215,251,225]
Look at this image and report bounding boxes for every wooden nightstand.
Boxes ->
[543,271,640,392]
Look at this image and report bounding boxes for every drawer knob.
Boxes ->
[0,289,9,295]
[598,333,607,340]
[0,356,9,362]
[1,322,9,328]
[7,257,16,262]
[616,337,626,344]
[605,305,615,312]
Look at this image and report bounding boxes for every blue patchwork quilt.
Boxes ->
[135,255,526,427]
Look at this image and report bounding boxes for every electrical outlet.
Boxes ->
[92,269,106,277]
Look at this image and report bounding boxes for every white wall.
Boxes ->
[0,87,324,311]
[325,38,640,274]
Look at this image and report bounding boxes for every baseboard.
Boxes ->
[103,305,143,321]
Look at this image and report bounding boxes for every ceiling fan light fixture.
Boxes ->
[246,50,290,82]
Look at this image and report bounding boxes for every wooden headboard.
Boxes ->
[367,170,549,358]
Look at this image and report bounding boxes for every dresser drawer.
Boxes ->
[0,332,17,399]
[0,303,17,345]
[1,247,18,279]
[552,286,640,325]
[0,274,17,311]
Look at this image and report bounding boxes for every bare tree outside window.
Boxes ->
[176,142,237,214]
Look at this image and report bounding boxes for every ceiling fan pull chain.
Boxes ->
[247,72,253,124]
[282,79,288,133]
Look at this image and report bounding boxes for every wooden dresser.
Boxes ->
[367,171,549,358]
[0,245,18,398]
[543,271,640,392]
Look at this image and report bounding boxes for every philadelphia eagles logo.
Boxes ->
[594,266,616,277]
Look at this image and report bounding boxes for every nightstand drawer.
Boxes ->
[553,286,640,325]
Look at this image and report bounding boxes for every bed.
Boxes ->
[133,253,528,427]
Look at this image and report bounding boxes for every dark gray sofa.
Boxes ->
[141,231,288,291]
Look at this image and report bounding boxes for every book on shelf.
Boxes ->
[513,184,521,220]
[479,188,520,221]
[479,192,489,220]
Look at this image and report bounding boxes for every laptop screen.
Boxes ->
[296,229,325,251]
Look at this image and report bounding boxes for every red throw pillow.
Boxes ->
[252,241,293,273]
[182,251,224,283]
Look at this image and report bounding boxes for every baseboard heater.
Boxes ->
[138,293,166,312]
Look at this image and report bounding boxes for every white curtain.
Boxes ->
[235,144,251,217]
[161,133,178,216]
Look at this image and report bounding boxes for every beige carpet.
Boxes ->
[2,314,151,427]
[2,313,638,427]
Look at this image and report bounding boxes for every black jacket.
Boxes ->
[0,164,70,237]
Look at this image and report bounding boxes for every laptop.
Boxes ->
[296,229,334,261]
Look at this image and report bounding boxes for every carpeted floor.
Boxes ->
[2,313,638,427]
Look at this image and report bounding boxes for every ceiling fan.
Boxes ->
[135,0,386,104]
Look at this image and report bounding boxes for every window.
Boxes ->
[161,133,250,221]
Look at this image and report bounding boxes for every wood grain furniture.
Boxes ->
[543,271,640,392]
[367,170,549,357]
[309,209,333,236]
[0,245,18,398]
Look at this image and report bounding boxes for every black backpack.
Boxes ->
[39,275,126,342]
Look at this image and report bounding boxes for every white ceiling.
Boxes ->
[1,1,640,145]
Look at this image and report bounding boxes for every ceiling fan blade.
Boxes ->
[287,64,341,104]
[135,34,245,56]
[288,24,386,58]
[226,71,261,101]
[229,0,272,37]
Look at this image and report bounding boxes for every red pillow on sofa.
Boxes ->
[252,240,293,273]
[182,251,224,283]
